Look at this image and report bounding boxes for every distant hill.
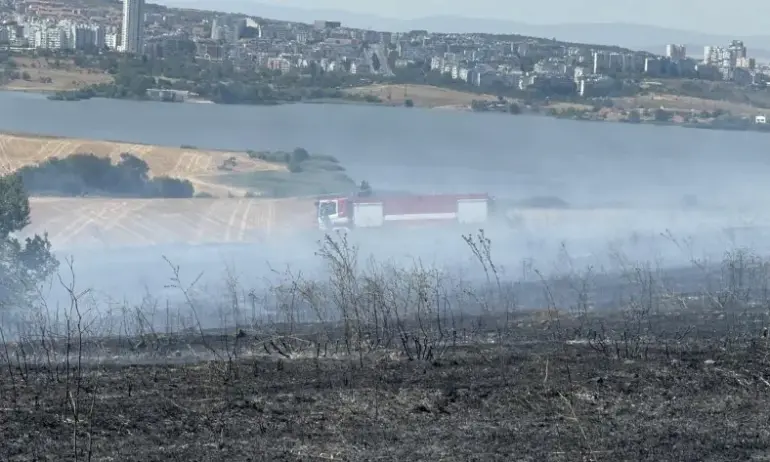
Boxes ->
[158,1,770,58]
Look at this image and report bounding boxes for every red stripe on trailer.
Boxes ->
[381,219,460,227]
[352,194,489,217]
[383,212,457,221]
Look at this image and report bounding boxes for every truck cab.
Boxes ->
[316,196,351,231]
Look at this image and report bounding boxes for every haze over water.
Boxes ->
[2,91,768,305]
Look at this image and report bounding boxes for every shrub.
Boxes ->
[17,152,194,198]
[291,147,310,164]
[148,176,195,198]
[287,162,303,173]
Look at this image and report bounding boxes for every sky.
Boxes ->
[170,0,768,36]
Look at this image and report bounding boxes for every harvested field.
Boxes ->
[345,84,497,108]
[26,197,317,248]
[613,94,763,115]
[545,101,595,111]
[25,200,768,250]
[1,57,114,92]
[0,132,286,196]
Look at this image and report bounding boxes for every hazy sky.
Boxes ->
[175,0,764,35]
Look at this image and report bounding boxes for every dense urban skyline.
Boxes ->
[0,0,765,95]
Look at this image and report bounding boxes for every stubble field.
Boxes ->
[26,197,317,247]
[0,132,286,197]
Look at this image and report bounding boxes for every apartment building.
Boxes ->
[666,44,687,61]
[121,0,144,53]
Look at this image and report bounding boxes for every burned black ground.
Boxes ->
[3,303,770,462]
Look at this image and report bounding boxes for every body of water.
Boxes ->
[6,91,770,303]
[2,91,768,208]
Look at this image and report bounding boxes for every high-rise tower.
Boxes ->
[121,0,144,53]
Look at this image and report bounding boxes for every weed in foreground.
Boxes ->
[2,232,770,460]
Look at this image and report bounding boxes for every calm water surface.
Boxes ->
[1,90,768,207]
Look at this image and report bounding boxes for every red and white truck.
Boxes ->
[315,193,492,231]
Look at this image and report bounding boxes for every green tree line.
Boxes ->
[18,153,194,198]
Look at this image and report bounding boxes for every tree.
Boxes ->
[149,176,195,198]
[291,147,310,164]
[358,180,372,196]
[387,50,398,70]
[371,52,381,72]
[0,174,58,311]
[119,152,150,182]
[470,100,488,111]
[404,99,414,107]
[509,103,521,114]
[654,108,672,122]
[0,173,30,239]
[627,109,641,123]
[17,152,193,198]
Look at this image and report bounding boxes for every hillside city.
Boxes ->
[0,0,766,99]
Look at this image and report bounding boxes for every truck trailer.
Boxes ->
[315,193,492,231]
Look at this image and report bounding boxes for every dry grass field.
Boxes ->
[1,56,114,92]
[23,195,763,249]
[348,83,763,116]
[345,84,498,108]
[0,132,316,248]
[613,94,763,115]
[0,132,287,196]
[544,101,595,111]
[25,197,317,248]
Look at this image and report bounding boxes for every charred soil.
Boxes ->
[3,304,770,461]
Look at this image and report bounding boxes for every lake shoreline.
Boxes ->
[11,88,767,136]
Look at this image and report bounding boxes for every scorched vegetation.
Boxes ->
[2,212,770,459]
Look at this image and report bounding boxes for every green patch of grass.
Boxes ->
[247,150,291,163]
[299,158,346,172]
[218,170,356,197]
[235,149,356,196]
